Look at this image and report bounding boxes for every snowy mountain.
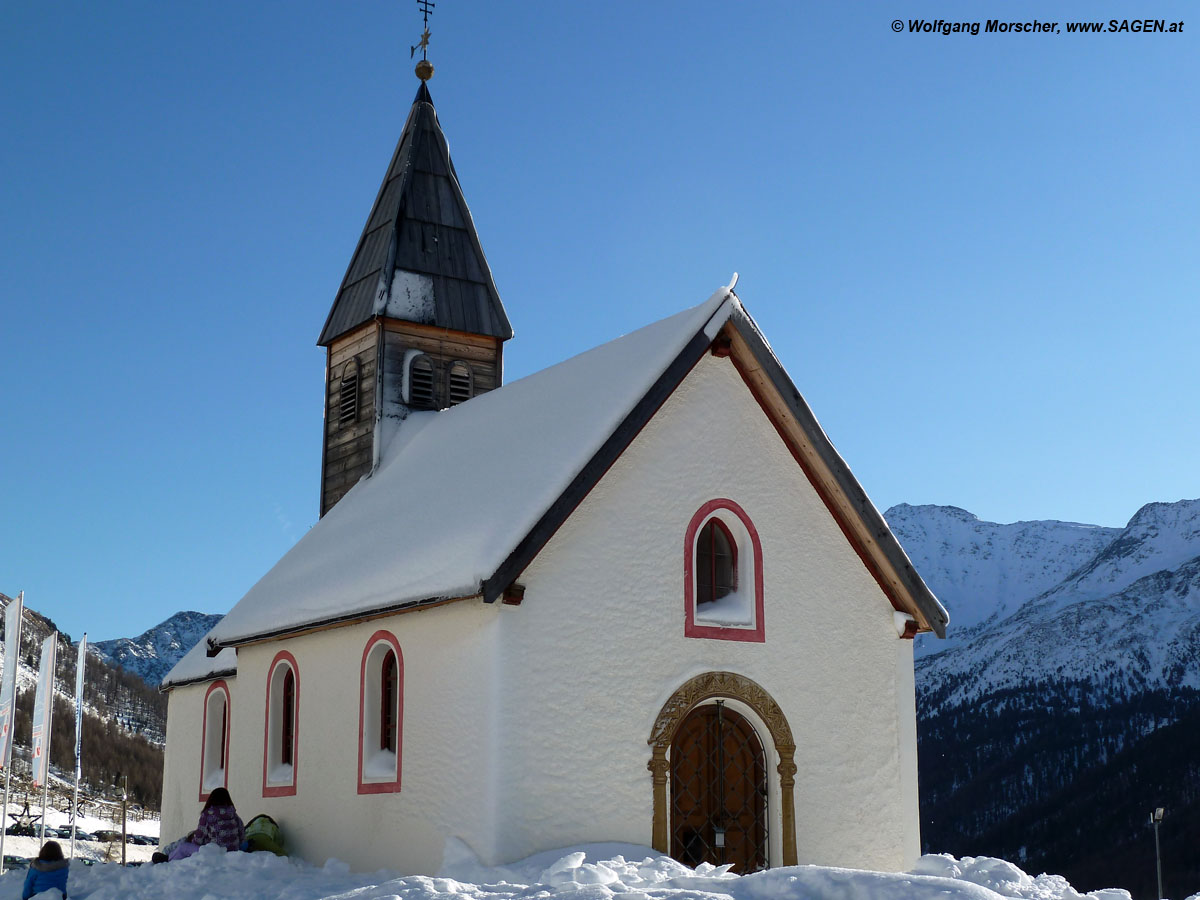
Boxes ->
[0,593,166,809]
[886,503,1120,646]
[92,610,223,687]
[887,499,1200,894]
[887,499,1200,709]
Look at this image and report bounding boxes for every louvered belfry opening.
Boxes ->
[448,362,473,406]
[409,356,436,408]
[338,360,360,427]
[670,703,768,873]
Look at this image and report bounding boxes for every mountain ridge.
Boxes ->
[889,498,1200,711]
[888,498,1200,899]
[91,610,223,688]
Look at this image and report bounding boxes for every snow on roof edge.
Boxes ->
[161,631,236,689]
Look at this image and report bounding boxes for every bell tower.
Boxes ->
[317,61,512,516]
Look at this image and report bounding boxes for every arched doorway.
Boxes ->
[648,671,798,867]
[670,702,767,872]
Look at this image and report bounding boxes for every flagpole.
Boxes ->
[39,771,50,845]
[38,659,54,846]
[0,592,25,875]
[70,633,86,860]
[33,632,57,845]
[0,764,10,875]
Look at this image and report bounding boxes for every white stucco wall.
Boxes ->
[162,350,923,875]
[493,352,921,872]
[163,601,500,872]
[162,681,220,844]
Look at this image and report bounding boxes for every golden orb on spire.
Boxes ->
[415,58,434,81]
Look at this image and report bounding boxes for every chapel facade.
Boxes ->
[160,68,947,876]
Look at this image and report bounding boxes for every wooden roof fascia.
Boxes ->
[481,326,717,603]
[207,593,474,655]
[379,315,504,349]
[317,98,424,347]
[722,311,948,638]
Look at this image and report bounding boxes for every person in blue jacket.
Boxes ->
[22,840,68,899]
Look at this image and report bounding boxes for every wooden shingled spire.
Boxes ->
[317,65,512,517]
[317,83,511,346]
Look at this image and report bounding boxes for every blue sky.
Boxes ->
[2,1,1197,641]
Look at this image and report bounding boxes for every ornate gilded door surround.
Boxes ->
[647,671,798,866]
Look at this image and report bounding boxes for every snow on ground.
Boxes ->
[0,839,1185,900]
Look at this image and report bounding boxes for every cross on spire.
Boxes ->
[411,0,434,61]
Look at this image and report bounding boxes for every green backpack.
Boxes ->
[244,814,285,856]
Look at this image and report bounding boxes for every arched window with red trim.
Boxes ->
[263,651,299,797]
[358,631,403,793]
[200,680,231,801]
[685,499,765,643]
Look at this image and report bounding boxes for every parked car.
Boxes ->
[73,830,96,842]
[93,829,122,842]
[4,824,35,837]
[2,855,27,870]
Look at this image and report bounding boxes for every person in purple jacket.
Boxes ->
[22,840,68,899]
[167,788,246,861]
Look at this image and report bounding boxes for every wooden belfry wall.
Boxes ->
[322,324,379,516]
[320,318,504,517]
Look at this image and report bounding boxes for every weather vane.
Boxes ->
[411,0,435,81]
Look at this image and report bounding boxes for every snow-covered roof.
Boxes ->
[200,282,946,656]
[161,631,236,689]
[208,288,735,649]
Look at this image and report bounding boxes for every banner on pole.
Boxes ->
[74,634,86,770]
[0,594,24,770]
[31,632,57,788]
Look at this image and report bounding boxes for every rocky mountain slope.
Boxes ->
[92,610,222,688]
[886,503,1120,643]
[887,498,1200,899]
[0,593,167,808]
[889,499,1200,710]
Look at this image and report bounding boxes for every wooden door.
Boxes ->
[670,703,767,872]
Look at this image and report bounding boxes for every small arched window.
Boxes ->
[408,355,436,409]
[282,669,295,763]
[263,651,298,797]
[695,519,736,606]
[338,359,360,427]
[447,362,473,406]
[380,650,398,753]
[685,500,765,643]
[200,681,231,800]
[359,631,403,793]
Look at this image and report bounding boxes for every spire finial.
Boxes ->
[411,0,435,81]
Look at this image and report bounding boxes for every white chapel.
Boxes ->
[160,63,948,876]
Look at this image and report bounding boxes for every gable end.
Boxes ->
[722,311,947,637]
